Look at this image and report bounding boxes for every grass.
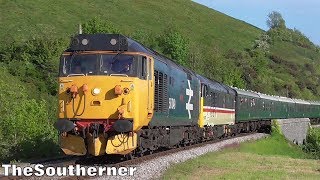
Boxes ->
[238,133,310,158]
[0,0,261,52]
[270,41,320,65]
[162,133,320,179]
[1,0,320,100]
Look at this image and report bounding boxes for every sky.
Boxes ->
[193,0,320,45]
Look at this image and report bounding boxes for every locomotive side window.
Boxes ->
[200,84,208,97]
[141,56,147,79]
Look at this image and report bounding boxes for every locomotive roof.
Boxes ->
[67,34,197,76]
[196,75,235,95]
[232,88,260,98]
[67,34,155,54]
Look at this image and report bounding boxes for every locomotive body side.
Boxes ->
[149,57,200,127]
[197,75,235,126]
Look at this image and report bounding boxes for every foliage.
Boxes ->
[271,120,282,136]
[0,37,68,96]
[268,28,316,50]
[303,128,320,159]
[253,33,271,54]
[82,17,120,34]
[266,11,286,29]
[0,68,59,162]
[130,30,160,50]
[158,27,189,66]
[1,1,320,100]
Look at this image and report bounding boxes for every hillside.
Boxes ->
[1,0,320,99]
[0,0,320,161]
[0,0,260,51]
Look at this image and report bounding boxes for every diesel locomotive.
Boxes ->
[54,34,320,157]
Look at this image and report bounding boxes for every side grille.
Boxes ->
[154,70,168,113]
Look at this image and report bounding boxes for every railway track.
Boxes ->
[75,132,261,167]
[0,132,267,179]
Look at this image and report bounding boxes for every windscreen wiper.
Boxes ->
[111,51,124,64]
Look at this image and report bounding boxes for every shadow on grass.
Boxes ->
[1,134,62,163]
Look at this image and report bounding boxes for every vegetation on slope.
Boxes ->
[0,1,319,161]
[1,0,320,98]
[303,128,320,159]
[0,67,58,162]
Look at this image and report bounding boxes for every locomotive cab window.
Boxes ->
[59,53,141,77]
[100,54,137,76]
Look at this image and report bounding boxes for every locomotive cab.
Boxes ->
[55,34,154,156]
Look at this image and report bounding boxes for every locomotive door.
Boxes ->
[147,56,154,116]
[211,91,216,118]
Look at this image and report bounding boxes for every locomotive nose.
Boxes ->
[59,77,135,120]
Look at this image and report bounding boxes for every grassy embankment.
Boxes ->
[162,126,320,179]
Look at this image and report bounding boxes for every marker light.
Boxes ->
[110,38,117,45]
[92,88,101,96]
[82,38,89,45]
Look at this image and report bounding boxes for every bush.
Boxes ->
[271,120,282,136]
[82,17,120,34]
[158,27,189,66]
[0,37,67,96]
[303,128,320,159]
[268,27,316,50]
[0,68,59,162]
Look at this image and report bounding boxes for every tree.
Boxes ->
[82,17,120,34]
[159,28,189,66]
[266,11,286,29]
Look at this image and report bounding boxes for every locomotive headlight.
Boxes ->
[92,88,101,96]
